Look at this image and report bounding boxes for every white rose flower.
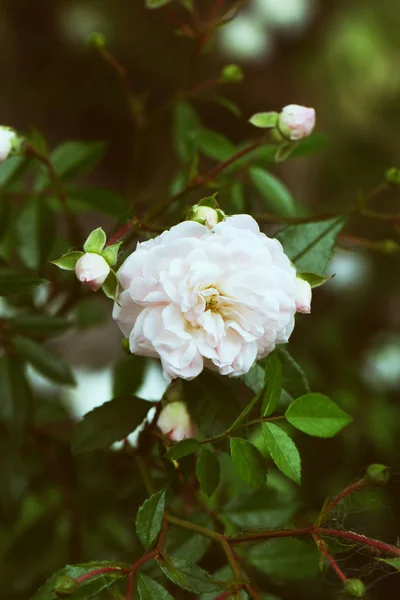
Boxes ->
[113,215,311,381]
[75,252,110,291]
[278,104,316,141]
[157,401,196,442]
[0,126,18,162]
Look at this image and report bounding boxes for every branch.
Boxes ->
[317,479,366,525]
[313,534,347,582]
[148,136,267,222]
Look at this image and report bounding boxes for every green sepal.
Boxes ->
[52,251,84,271]
[297,272,334,288]
[249,112,279,129]
[101,269,118,300]
[101,242,122,267]
[198,193,219,209]
[83,227,107,253]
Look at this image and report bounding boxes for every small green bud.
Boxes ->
[380,239,400,254]
[385,167,400,186]
[343,578,365,598]
[88,32,107,50]
[221,64,244,83]
[54,575,77,598]
[187,204,225,229]
[122,338,130,354]
[365,463,390,486]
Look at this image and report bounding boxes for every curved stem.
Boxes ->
[317,479,366,525]
[313,534,347,582]
[317,528,400,556]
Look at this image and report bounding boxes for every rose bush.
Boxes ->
[113,215,311,380]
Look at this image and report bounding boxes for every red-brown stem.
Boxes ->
[165,7,195,37]
[245,584,263,600]
[208,0,225,26]
[186,77,220,97]
[131,549,159,573]
[149,136,267,222]
[317,528,400,556]
[76,566,130,584]
[319,479,366,523]
[106,217,163,247]
[313,534,347,582]
[125,571,134,600]
[227,526,314,545]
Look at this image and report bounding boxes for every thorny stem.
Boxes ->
[106,217,164,247]
[317,479,366,524]
[313,534,348,582]
[125,571,134,600]
[317,529,400,556]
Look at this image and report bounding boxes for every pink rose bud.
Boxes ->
[295,277,312,314]
[0,126,18,162]
[157,402,197,442]
[75,253,110,291]
[278,105,316,141]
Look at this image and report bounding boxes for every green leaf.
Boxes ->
[146,0,173,7]
[83,227,107,253]
[285,393,352,438]
[173,101,200,164]
[262,353,282,416]
[36,141,106,190]
[66,188,129,219]
[0,271,46,296]
[211,95,242,118]
[101,269,118,299]
[297,271,333,288]
[101,242,122,267]
[136,490,166,550]
[158,556,225,594]
[230,438,266,488]
[250,167,302,217]
[224,488,298,529]
[249,112,279,128]
[166,438,199,461]
[262,423,301,485]
[275,217,345,273]
[11,335,75,386]
[16,198,56,270]
[377,557,400,571]
[30,561,130,600]
[112,354,146,398]
[197,193,218,209]
[137,574,174,600]
[196,448,220,497]
[0,156,32,189]
[230,181,245,212]
[193,128,236,161]
[52,251,84,270]
[9,314,73,338]
[3,354,33,435]
[241,362,265,395]
[276,348,310,399]
[72,396,153,453]
[248,538,319,580]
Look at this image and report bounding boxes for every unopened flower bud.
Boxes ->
[343,578,365,598]
[381,239,399,254]
[88,31,107,50]
[0,126,20,162]
[385,167,400,186]
[75,253,110,291]
[295,277,312,314]
[365,463,390,486]
[278,104,316,141]
[188,205,224,229]
[54,575,77,597]
[221,64,244,83]
[157,402,197,442]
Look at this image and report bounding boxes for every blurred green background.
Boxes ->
[0,0,399,598]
